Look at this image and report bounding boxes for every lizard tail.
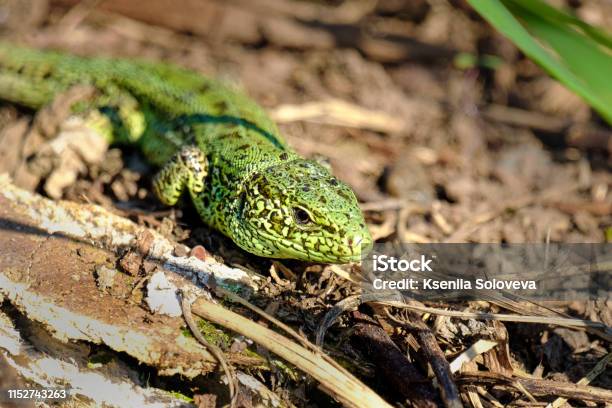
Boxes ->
[0,42,93,108]
[0,43,146,146]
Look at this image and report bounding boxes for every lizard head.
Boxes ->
[234,158,372,263]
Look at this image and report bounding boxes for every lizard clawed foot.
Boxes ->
[152,145,208,206]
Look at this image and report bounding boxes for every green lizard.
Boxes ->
[0,43,372,263]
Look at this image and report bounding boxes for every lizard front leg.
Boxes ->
[152,145,208,206]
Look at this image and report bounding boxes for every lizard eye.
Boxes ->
[293,207,312,225]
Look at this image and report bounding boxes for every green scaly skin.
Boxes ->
[0,43,372,263]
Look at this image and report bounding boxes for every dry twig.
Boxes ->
[385,309,464,408]
[457,372,612,403]
[546,352,612,408]
[179,291,238,408]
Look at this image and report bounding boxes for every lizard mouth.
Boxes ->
[244,227,367,263]
[282,234,370,263]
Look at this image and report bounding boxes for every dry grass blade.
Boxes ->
[215,286,316,352]
[190,297,393,408]
[55,0,103,32]
[381,301,606,326]
[466,386,484,408]
[271,99,405,133]
[449,340,499,373]
[373,300,612,342]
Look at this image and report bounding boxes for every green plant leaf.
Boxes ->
[505,0,612,49]
[467,0,612,124]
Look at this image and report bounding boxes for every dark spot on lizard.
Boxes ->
[280,152,288,161]
[322,224,338,234]
[260,185,272,199]
[200,194,210,208]
[329,178,339,186]
[237,191,246,216]
[215,100,228,111]
[337,191,350,200]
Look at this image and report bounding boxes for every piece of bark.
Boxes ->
[404,312,464,408]
[351,312,439,407]
[0,175,263,379]
[0,308,189,408]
